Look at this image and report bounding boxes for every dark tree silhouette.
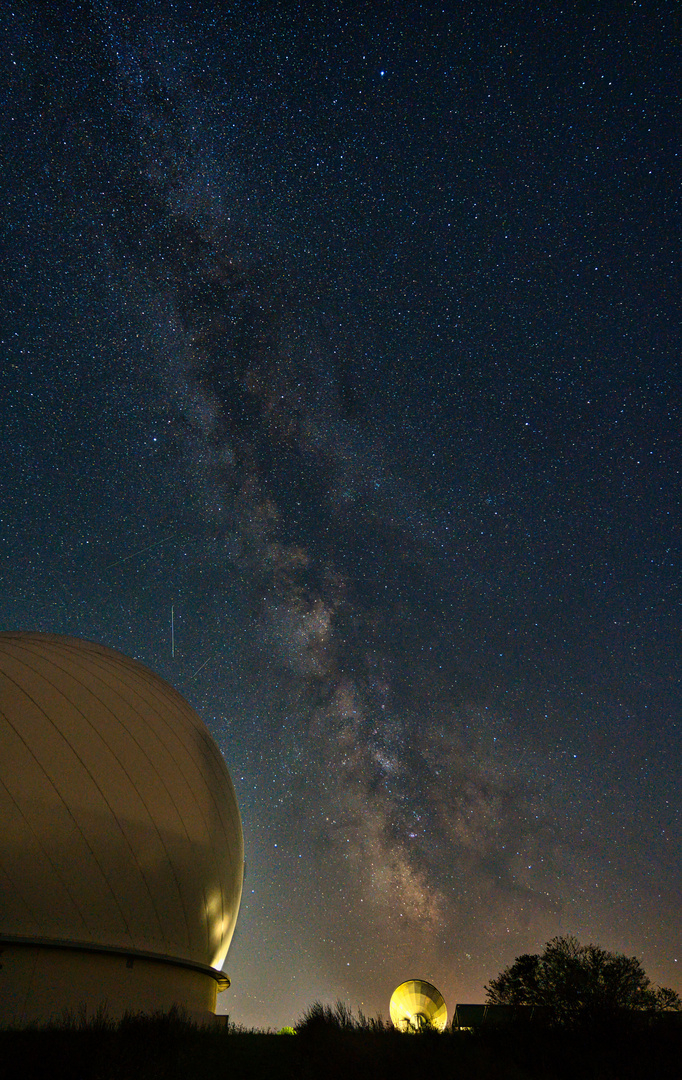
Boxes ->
[485,935,681,1026]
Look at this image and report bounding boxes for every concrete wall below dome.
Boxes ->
[0,943,223,1027]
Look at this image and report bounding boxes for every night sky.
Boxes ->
[1,1,680,1030]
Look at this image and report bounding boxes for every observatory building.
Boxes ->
[0,633,243,1026]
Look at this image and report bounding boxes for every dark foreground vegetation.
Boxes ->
[486,935,681,1018]
[2,1003,682,1080]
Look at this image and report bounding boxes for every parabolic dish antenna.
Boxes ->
[389,979,448,1032]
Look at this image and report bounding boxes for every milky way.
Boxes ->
[1,2,679,1027]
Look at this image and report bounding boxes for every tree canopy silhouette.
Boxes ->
[485,935,681,1026]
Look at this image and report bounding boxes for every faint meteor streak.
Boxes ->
[191,656,213,679]
[104,534,174,570]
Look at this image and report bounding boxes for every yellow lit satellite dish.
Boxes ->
[389,979,448,1032]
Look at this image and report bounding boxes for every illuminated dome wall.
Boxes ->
[0,633,244,1026]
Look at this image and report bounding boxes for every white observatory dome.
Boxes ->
[0,633,244,1025]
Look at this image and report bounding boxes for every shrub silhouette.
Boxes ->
[296,1000,358,1034]
[0,998,681,1079]
[486,934,682,1028]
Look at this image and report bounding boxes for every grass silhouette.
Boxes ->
[1,1000,680,1079]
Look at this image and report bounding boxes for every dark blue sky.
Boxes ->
[1,1,679,1027]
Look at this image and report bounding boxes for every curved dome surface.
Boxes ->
[390,979,448,1032]
[0,633,243,975]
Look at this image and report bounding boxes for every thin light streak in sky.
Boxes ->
[104,535,174,570]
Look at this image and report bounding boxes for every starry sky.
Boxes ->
[1,0,679,1030]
